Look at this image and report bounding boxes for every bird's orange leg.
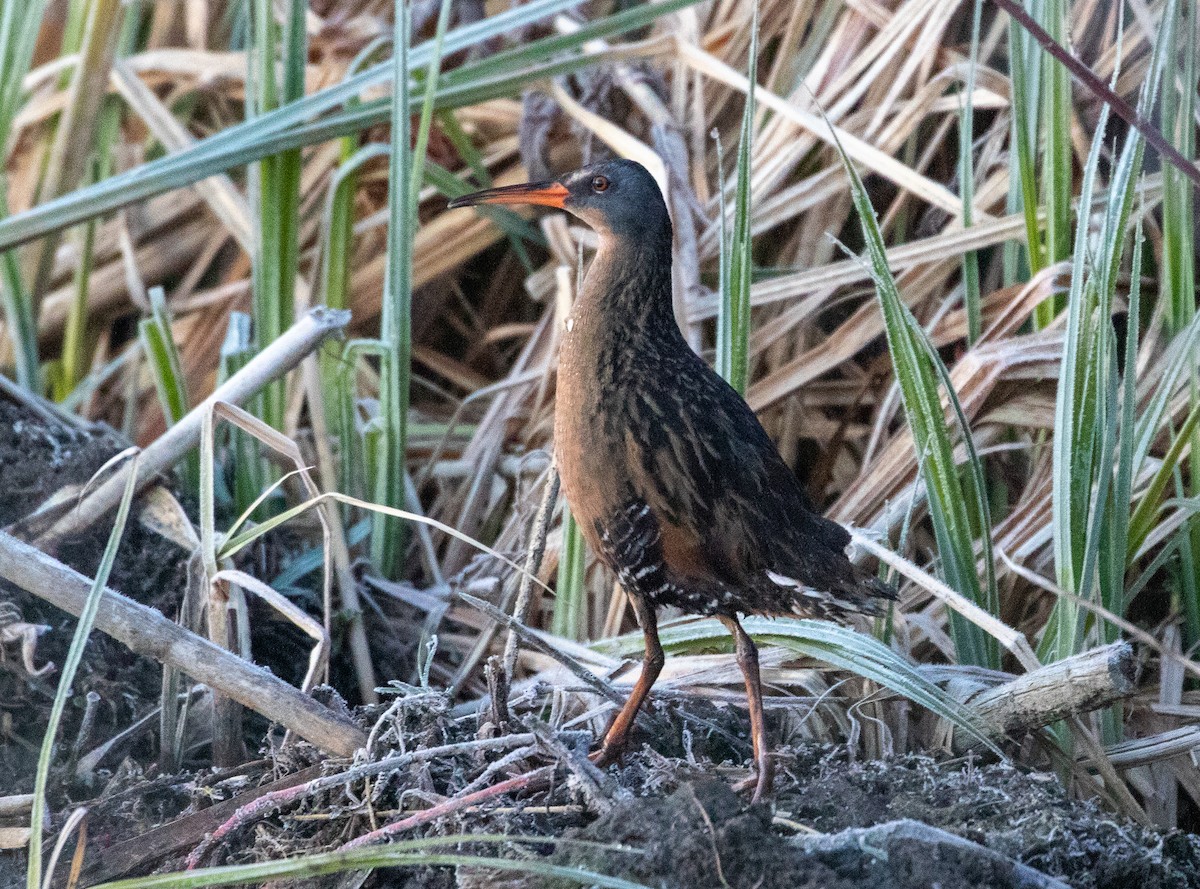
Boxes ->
[718,615,772,803]
[591,595,663,766]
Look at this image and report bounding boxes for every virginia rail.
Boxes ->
[450,159,895,801]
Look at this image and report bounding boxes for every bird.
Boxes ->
[449,159,895,802]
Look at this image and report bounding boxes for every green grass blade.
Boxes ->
[247,0,305,434]
[0,0,52,389]
[1161,0,1195,336]
[55,196,99,401]
[424,159,545,246]
[1132,312,1200,473]
[0,244,37,388]
[370,0,414,577]
[1044,1,1169,661]
[1128,401,1200,557]
[833,127,997,668]
[217,313,266,515]
[27,0,124,316]
[56,104,119,400]
[1045,110,1112,658]
[715,3,757,394]
[552,506,587,640]
[409,0,453,201]
[138,287,197,492]
[27,456,140,889]
[1159,0,1200,647]
[322,144,389,313]
[366,0,454,563]
[552,518,587,642]
[138,288,189,428]
[1101,220,1141,642]
[319,144,385,502]
[713,129,729,346]
[1039,0,1071,281]
[1007,0,1043,278]
[48,3,134,399]
[91,835,654,889]
[435,110,537,272]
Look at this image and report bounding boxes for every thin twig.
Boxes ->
[503,465,560,689]
[456,744,542,796]
[526,718,616,814]
[458,590,627,709]
[336,766,556,851]
[301,354,379,704]
[992,0,1200,190]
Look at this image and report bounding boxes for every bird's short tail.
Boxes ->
[830,560,897,617]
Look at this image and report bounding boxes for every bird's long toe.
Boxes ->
[732,762,773,804]
[588,737,624,767]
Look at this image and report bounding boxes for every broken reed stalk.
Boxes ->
[28,306,350,547]
[0,530,366,756]
[502,465,560,687]
[952,641,1138,750]
[300,353,379,704]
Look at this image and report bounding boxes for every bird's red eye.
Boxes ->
[591,175,609,193]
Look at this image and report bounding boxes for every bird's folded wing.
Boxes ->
[621,375,852,591]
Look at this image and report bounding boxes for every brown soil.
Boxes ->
[537,748,1200,889]
[0,398,190,795]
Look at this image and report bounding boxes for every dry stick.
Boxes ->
[446,458,557,701]
[502,466,561,689]
[1103,725,1200,768]
[1069,713,1150,826]
[301,354,379,704]
[27,307,350,547]
[952,642,1138,750]
[526,718,615,814]
[991,0,1200,191]
[0,531,366,757]
[81,764,323,884]
[456,744,543,796]
[337,766,556,851]
[188,733,541,867]
[0,372,88,431]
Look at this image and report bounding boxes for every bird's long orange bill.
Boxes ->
[447,180,569,210]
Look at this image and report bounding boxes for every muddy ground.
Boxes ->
[3,394,1200,889]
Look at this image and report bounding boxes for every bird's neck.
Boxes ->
[572,228,679,344]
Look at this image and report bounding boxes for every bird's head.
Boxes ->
[448,159,670,242]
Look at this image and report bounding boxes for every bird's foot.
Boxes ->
[588,742,621,768]
[732,760,774,804]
